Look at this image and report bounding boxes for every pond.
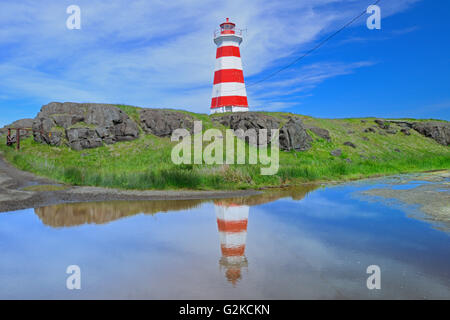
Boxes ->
[0,172,449,299]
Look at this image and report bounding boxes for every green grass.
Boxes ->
[22,185,68,192]
[116,105,142,125]
[0,110,449,190]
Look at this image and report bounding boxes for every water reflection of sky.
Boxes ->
[0,181,449,299]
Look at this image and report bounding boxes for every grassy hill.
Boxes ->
[0,105,449,190]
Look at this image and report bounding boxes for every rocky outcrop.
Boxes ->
[213,112,280,132]
[411,122,450,146]
[386,120,450,146]
[140,109,194,137]
[212,112,312,151]
[32,102,139,150]
[374,119,390,129]
[66,128,103,150]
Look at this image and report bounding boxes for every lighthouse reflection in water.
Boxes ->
[214,201,250,286]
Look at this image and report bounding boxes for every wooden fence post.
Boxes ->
[16,129,20,150]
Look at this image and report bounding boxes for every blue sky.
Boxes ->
[0,0,449,127]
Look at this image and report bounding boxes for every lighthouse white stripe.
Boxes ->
[212,83,247,98]
[214,56,243,71]
[215,205,250,221]
[219,231,247,246]
[216,39,240,48]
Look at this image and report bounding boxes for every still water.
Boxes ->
[0,173,449,299]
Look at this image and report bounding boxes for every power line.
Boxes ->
[220,0,381,94]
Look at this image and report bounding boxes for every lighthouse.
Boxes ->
[210,18,249,114]
[214,201,250,285]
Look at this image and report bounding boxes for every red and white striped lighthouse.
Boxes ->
[215,202,249,285]
[210,18,249,114]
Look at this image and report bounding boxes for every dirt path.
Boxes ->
[0,155,261,213]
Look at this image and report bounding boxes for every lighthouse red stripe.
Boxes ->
[217,219,248,233]
[216,46,241,58]
[211,96,248,108]
[221,245,246,257]
[213,69,244,84]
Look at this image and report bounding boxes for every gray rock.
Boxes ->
[401,128,411,136]
[32,117,62,146]
[345,158,352,163]
[309,127,331,141]
[32,102,139,150]
[412,122,450,146]
[213,112,276,146]
[212,112,280,144]
[386,120,449,145]
[279,117,312,151]
[386,128,398,134]
[375,119,390,129]
[66,128,102,150]
[140,109,194,137]
[343,141,356,148]
[50,114,84,129]
[364,127,376,133]
[213,113,312,151]
[331,149,342,157]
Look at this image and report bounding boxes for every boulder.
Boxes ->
[212,112,312,151]
[386,128,398,134]
[309,126,331,141]
[343,141,356,148]
[212,112,280,146]
[279,117,312,151]
[213,112,280,139]
[32,102,139,149]
[400,128,411,136]
[140,109,194,137]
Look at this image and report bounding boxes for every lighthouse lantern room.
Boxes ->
[210,18,249,114]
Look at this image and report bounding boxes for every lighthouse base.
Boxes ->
[210,106,248,114]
